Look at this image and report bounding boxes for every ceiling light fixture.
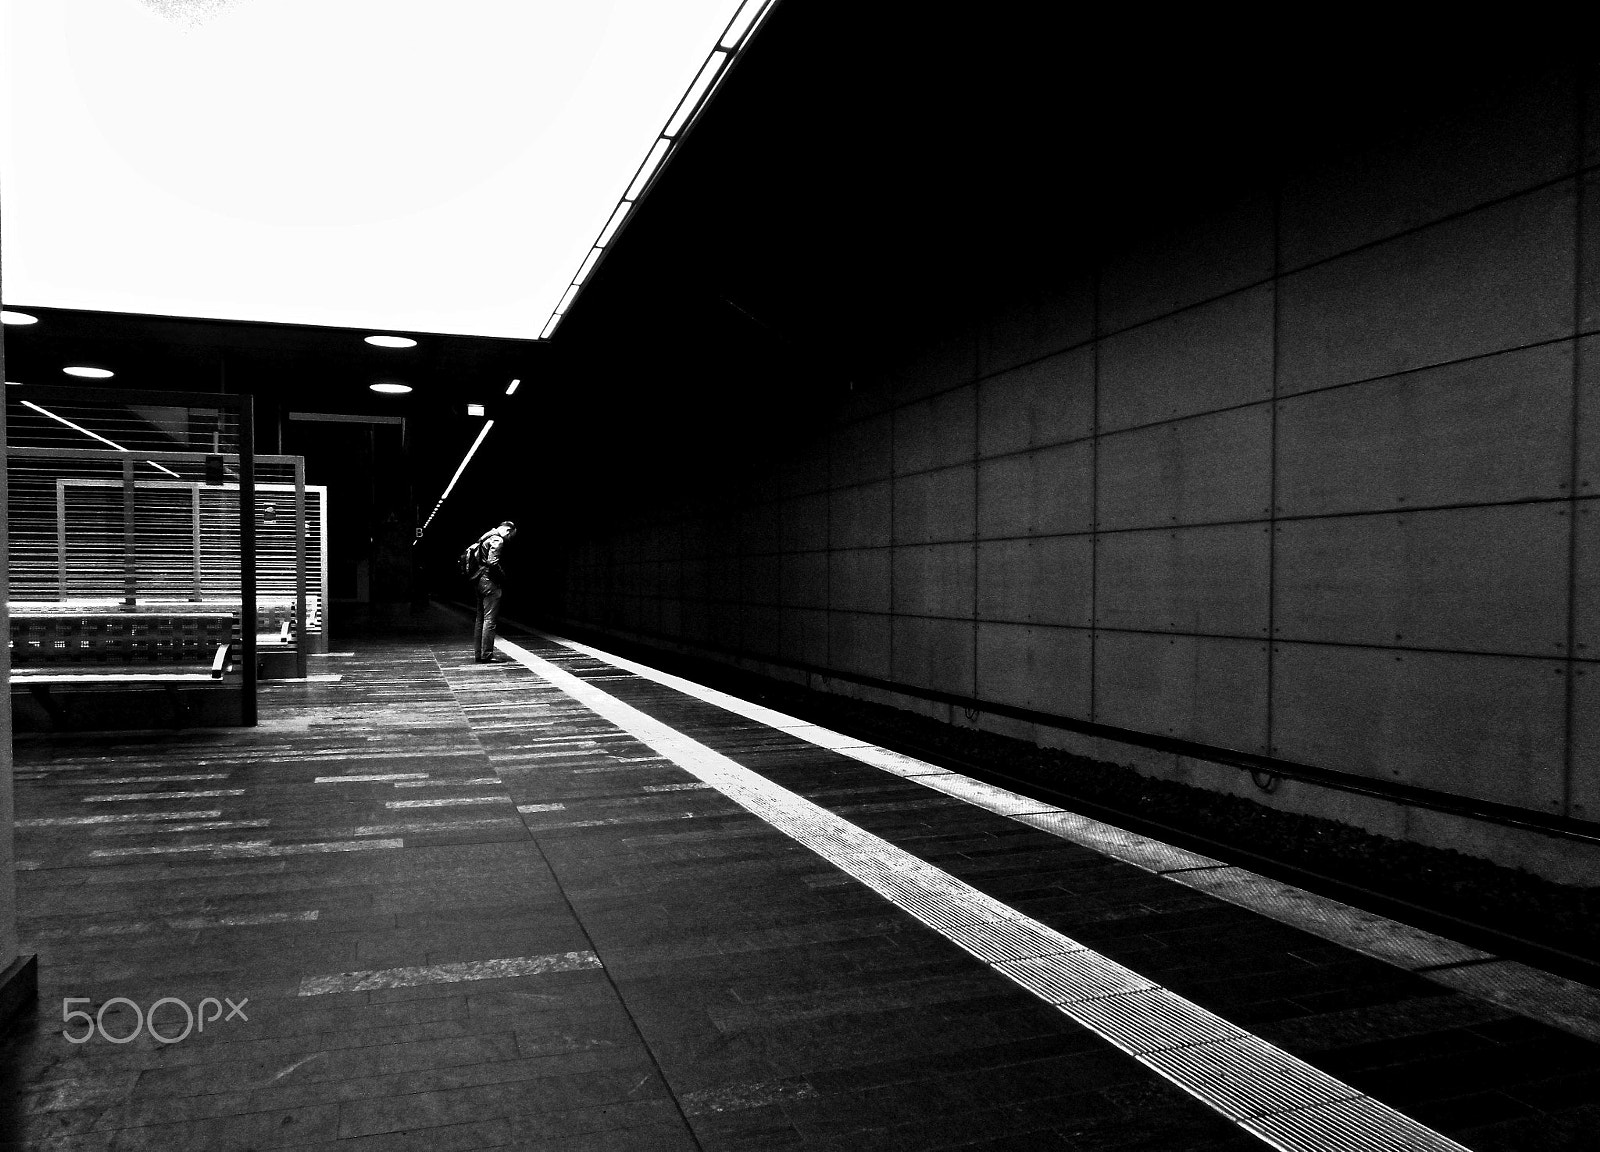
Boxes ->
[2,309,39,325]
[369,381,412,394]
[365,335,418,348]
[467,403,485,417]
[64,366,114,378]
[536,0,777,343]
[504,378,520,396]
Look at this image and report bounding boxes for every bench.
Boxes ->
[9,611,235,727]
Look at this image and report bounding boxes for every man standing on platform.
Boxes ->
[471,520,517,663]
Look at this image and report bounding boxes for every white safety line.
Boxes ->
[495,637,1469,1152]
[524,633,1545,986]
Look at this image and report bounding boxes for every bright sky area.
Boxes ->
[1,0,750,340]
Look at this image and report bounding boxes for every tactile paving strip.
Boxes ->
[501,637,1474,1152]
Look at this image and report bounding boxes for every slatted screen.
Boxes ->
[6,388,327,667]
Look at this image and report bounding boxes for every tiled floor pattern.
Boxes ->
[1,621,1595,1150]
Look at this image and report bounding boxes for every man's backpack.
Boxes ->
[457,540,483,580]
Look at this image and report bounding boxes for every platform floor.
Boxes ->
[3,611,1598,1150]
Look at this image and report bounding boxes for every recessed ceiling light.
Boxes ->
[505,378,521,396]
[370,381,412,394]
[365,335,417,348]
[2,309,39,325]
[466,403,485,417]
[64,366,114,378]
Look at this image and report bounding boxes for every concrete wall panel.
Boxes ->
[743,605,781,658]
[976,621,1092,717]
[835,379,897,424]
[891,330,978,405]
[1273,504,1570,656]
[1575,499,1599,662]
[830,481,891,549]
[1271,643,1568,810]
[780,552,828,609]
[1098,405,1273,531]
[784,607,829,667]
[978,347,1094,458]
[896,384,977,474]
[830,611,891,680]
[1032,440,1097,537]
[1098,285,1275,433]
[892,542,974,619]
[1096,523,1271,637]
[707,552,741,604]
[657,597,680,637]
[780,446,829,497]
[739,504,781,556]
[975,455,1032,539]
[742,553,780,608]
[1580,336,1600,497]
[892,615,974,697]
[1094,632,1269,754]
[976,536,1093,627]
[1278,184,1575,395]
[831,413,893,486]
[978,274,1094,376]
[781,492,830,552]
[1281,70,1577,270]
[894,464,976,544]
[829,547,890,614]
[1275,342,1573,518]
[1571,664,1599,822]
[1099,191,1275,332]
[980,442,1095,539]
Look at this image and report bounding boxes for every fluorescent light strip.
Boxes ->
[664,50,728,138]
[596,203,631,247]
[538,1,778,343]
[505,378,521,396]
[573,248,603,287]
[20,400,180,477]
[421,418,496,532]
[624,138,672,202]
[719,0,766,48]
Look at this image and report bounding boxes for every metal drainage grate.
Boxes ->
[1141,1036,1359,1121]
[1241,1095,1473,1152]
[995,952,1157,1004]
[945,918,1085,963]
[1065,988,1246,1055]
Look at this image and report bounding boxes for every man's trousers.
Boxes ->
[473,574,504,661]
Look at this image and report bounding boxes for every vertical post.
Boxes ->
[294,458,307,679]
[0,345,40,1029]
[319,485,331,651]
[239,397,257,727]
[191,483,202,601]
[122,456,136,609]
[55,478,67,600]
